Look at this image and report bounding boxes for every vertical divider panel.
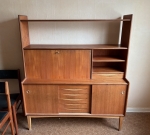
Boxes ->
[120,14,133,77]
[91,49,93,79]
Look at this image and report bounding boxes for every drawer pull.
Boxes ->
[63,89,83,91]
[26,90,30,94]
[60,99,84,101]
[63,94,85,96]
[55,51,60,54]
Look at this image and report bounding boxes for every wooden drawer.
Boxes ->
[59,103,89,113]
[92,73,124,79]
[59,99,89,104]
[58,85,91,113]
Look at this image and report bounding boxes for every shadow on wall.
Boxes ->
[0,19,24,79]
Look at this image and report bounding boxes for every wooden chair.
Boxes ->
[0,70,22,135]
[0,82,15,135]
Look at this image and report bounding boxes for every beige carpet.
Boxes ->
[2,113,150,135]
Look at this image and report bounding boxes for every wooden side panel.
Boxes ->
[23,85,58,114]
[120,15,133,77]
[18,15,30,78]
[92,85,127,115]
[121,14,133,48]
[24,50,91,80]
[18,15,30,48]
[58,85,91,113]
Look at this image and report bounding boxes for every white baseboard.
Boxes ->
[127,108,150,112]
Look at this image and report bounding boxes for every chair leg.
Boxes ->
[119,117,123,131]
[10,115,15,135]
[27,116,32,130]
[12,105,18,135]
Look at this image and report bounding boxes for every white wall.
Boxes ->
[0,0,150,111]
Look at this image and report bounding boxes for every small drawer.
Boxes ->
[59,93,89,99]
[59,103,89,109]
[92,73,124,79]
[59,108,89,113]
[59,98,89,104]
[59,85,90,94]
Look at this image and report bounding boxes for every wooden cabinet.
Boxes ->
[92,85,127,115]
[18,14,132,130]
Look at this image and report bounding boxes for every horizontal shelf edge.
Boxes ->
[23,44,128,50]
[25,113,124,117]
[20,19,131,22]
[22,78,128,85]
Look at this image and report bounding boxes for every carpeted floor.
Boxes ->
[2,113,150,135]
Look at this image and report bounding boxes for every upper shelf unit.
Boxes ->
[18,14,132,78]
[18,14,132,49]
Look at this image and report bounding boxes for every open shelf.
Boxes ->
[93,67,124,74]
[23,44,128,50]
[93,57,125,62]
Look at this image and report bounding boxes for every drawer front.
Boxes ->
[92,73,124,79]
[58,85,91,113]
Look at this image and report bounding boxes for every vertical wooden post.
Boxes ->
[119,117,124,131]
[27,116,32,130]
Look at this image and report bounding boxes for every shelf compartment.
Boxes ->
[93,57,125,62]
[93,49,127,62]
[93,67,124,74]
[23,44,128,50]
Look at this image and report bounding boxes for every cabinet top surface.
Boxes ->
[24,44,128,50]
[22,78,128,85]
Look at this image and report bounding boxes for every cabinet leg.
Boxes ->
[119,117,123,131]
[27,116,31,130]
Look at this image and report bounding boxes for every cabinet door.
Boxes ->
[23,85,58,114]
[24,50,91,80]
[92,85,127,115]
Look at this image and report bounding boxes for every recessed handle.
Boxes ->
[26,90,30,94]
[55,51,60,54]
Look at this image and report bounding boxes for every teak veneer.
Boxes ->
[18,14,132,131]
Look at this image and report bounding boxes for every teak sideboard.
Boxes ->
[18,14,132,131]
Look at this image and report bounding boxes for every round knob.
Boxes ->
[55,51,60,54]
[121,91,125,94]
[26,90,30,94]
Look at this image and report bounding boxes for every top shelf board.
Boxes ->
[23,45,128,50]
[20,19,131,22]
